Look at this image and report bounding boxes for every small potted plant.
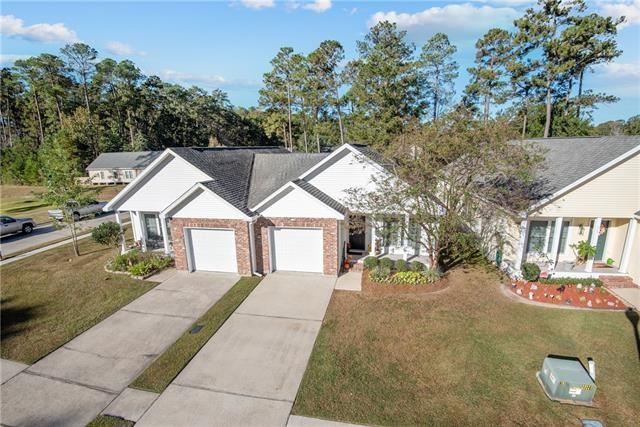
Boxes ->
[570,240,596,265]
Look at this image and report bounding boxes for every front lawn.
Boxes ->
[131,276,262,393]
[294,267,640,426]
[0,184,126,224]
[1,237,156,364]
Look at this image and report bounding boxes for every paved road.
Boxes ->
[0,212,128,257]
[137,272,336,427]
[0,271,238,427]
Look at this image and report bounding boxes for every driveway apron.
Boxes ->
[0,271,238,427]
[137,272,336,427]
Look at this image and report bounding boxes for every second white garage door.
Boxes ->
[187,228,238,273]
[272,227,323,273]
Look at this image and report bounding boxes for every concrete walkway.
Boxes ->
[137,272,336,427]
[0,271,238,427]
[609,287,640,309]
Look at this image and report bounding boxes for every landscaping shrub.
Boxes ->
[109,250,173,277]
[539,277,603,287]
[369,266,391,283]
[395,259,408,272]
[363,256,379,269]
[423,268,441,284]
[92,221,122,248]
[379,258,394,269]
[411,261,426,272]
[389,271,427,285]
[521,262,541,281]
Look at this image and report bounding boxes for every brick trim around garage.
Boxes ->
[254,217,339,276]
[169,218,252,275]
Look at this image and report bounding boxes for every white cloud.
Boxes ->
[105,41,146,57]
[0,54,31,65]
[303,0,332,13]
[596,61,640,78]
[240,0,275,10]
[368,3,520,41]
[0,15,78,43]
[599,0,640,28]
[159,69,257,87]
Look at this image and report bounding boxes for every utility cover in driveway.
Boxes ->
[272,227,323,273]
[188,228,237,272]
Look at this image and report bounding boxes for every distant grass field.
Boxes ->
[0,185,126,224]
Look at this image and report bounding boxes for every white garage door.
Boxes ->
[272,227,323,273]
[187,228,237,273]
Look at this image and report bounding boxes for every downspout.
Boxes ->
[248,218,262,277]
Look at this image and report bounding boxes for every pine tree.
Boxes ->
[419,33,459,121]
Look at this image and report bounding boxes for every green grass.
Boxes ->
[0,236,157,364]
[130,276,262,393]
[86,415,134,427]
[293,267,640,426]
[0,184,126,225]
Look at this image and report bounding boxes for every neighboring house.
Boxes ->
[86,151,162,185]
[104,144,419,277]
[496,136,640,284]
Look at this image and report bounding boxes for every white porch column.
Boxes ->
[514,219,529,272]
[160,215,170,255]
[138,211,147,252]
[115,211,126,254]
[619,218,637,273]
[585,217,602,273]
[370,221,377,256]
[549,217,564,269]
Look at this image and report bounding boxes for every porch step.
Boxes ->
[600,275,638,289]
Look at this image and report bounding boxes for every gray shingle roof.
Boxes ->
[293,179,347,214]
[247,152,329,208]
[525,135,640,201]
[86,151,162,170]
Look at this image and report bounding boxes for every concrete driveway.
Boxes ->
[137,272,336,427]
[0,271,238,427]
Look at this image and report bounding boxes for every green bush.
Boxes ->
[379,258,394,269]
[521,262,541,281]
[369,265,391,283]
[363,256,379,269]
[539,277,603,287]
[92,221,122,248]
[395,259,408,272]
[389,271,426,285]
[110,250,173,277]
[411,261,426,272]
[423,269,441,284]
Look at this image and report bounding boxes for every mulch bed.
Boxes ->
[361,268,449,294]
[508,280,627,310]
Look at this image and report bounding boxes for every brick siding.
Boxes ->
[254,217,339,276]
[169,218,252,275]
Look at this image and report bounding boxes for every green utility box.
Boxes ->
[537,356,596,406]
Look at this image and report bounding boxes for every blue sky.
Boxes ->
[1,1,639,123]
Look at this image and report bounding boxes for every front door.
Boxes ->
[588,220,609,261]
[348,215,366,251]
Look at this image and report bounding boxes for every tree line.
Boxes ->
[1,0,636,185]
[0,44,274,184]
[258,0,633,150]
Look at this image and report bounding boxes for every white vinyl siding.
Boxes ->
[260,186,343,219]
[187,228,237,273]
[308,151,386,205]
[119,156,210,212]
[271,227,323,273]
[172,190,248,220]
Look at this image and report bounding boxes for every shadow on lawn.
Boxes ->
[0,297,40,340]
[625,308,640,361]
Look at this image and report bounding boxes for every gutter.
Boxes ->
[247,218,262,277]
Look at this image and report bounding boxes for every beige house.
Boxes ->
[498,136,640,285]
[86,151,161,185]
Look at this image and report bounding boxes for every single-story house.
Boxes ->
[86,151,162,185]
[103,144,420,276]
[496,135,639,285]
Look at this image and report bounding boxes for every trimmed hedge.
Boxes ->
[395,259,409,272]
[363,256,379,269]
[411,261,426,272]
[521,262,540,281]
[379,258,394,269]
